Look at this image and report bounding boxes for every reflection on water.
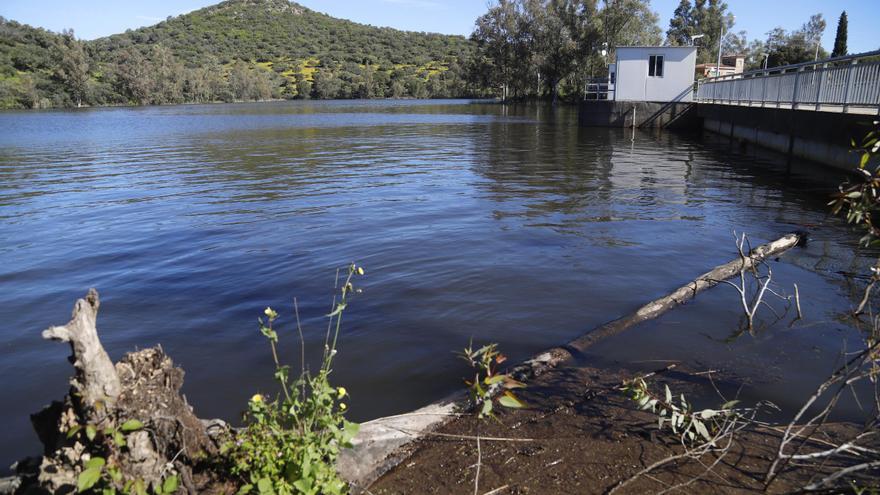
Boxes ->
[0,100,872,472]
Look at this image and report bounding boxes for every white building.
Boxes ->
[611,46,697,102]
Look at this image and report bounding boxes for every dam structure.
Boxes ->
[580,49,880,171]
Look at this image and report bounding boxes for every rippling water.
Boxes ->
[0,100,872,471]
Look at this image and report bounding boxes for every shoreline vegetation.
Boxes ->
[2,0,843,111]
[5,126,879,493]
[6,226,880,495]
[6,230,878,493]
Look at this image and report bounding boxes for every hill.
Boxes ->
[0,0,481,109]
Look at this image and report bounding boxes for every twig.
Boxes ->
[474,435,481,495]
[293,297,305,392]
[802,460,880,491]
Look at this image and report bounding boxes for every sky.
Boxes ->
[1,0,878,54]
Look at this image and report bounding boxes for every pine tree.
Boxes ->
[666,0,694,46]
[832,11,847,58]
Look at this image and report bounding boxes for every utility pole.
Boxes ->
[716,16,735,77]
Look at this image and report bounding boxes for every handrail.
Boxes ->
[702,49,880,83]
[695,49,880,114]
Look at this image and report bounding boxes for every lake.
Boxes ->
[0,99,872,473]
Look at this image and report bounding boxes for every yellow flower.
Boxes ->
[264,307,278,320]
[357,267,365,276]
[339,403,347,411]
[337,387,347,399]
[251,394,264,403]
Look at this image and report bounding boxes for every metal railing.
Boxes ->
[585,79,614,100]
[695,49,880,114]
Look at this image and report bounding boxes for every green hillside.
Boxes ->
[0,0,481,109]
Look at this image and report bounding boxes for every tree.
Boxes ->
[666,0,694,46]
[832,11,847,58]
[802,13,826,60]
[55,30,91,107]
[764,14,828,68]
[151,45,185,104]
[526,0,580,103]
[607,0,662,47]
[471,0,524,100]
[666,0,734,63]
[114,47,153,105]
[311,68,341,99]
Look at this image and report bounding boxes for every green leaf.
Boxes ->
[292,478,312,494]
[341,420,360,445]
[484,374,505,385]
[257,477,275,495]
[120,419,144,432]
[114,431,127,447]
[85,425,97,442]
[699,409,717,419]
[721,400,740,410]
[162,475,179,495]
[326,303,347,318]
[107,466,122,482]
[479,400,493,418]
[77,467,102,493]
[664,384,672,404]
[497,391,526,409]
[85,457,106,470]
[501,376,526,389]
[694,419,712,441]
[67,425,82,439]
[132,478,146,495]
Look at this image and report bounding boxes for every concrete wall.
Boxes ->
[579,100,699,129]
[615,46,697,102]
[698,104,872,171]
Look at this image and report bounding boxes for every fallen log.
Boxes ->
[340,232,805,491]
[566,232,804,353]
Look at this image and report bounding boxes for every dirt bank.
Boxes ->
[369,362,870,494]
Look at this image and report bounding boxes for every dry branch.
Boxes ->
[567,233,802,353]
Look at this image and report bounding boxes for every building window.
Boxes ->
[648,55,664,77]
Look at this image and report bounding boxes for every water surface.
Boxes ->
[0,100,872,472]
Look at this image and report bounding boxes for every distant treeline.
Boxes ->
[0,0,486,109]
[0,0,858,110]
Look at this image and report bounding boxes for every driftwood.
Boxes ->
[18,290,225,494]
[341,232,805,490]
[42,289,121,417]
[566,232,804,353]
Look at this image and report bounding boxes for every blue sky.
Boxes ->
[1,0,878,53]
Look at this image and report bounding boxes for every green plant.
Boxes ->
[69,419,179,495]
[621,376,740,445]
[226,263,364,495]
[829,121,880,246]
[459,341,526,419]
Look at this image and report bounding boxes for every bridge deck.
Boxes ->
[695,50,880,116]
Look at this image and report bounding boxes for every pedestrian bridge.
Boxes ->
[695,50,880,116]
